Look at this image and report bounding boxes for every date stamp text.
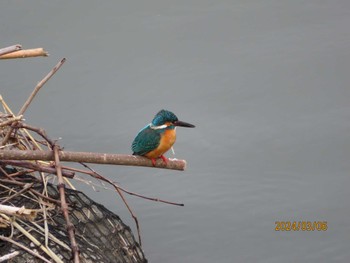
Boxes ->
[275,221,327,231]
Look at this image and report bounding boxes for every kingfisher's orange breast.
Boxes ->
[145,128,176,159]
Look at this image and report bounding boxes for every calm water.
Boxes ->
[1,1,350,262]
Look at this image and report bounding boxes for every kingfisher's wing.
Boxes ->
[132,125,161,156]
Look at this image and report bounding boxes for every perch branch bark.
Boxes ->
[0,150,187,171]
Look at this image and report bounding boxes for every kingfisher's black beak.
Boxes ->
[174,120,195,128]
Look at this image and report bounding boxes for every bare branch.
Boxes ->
[18,58,66,115]
[0,160,75,178]
[53,145,80,262]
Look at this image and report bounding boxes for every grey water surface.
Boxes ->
[1,1,350,262]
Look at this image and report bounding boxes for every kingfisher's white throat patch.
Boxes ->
[150,123,168,130]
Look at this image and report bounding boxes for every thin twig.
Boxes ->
[0,160,75,178]
[118,185,184,206]
[18,58,66,115]
[62,165,184,206]
[53,145,80,262]
[3,168,35,177]
[13,122,55,147]
[0,182,33,204]
[1,58,66,146]
[79,162,142,246]
[0,178,62,205]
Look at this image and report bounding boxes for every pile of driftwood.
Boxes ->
[0,45,186,263]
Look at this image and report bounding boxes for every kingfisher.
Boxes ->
[132,109,195,166]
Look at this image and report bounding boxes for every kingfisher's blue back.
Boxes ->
[132,124,165,156]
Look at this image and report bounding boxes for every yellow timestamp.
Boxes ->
[275,221,328,231]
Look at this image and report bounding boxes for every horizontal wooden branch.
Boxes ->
[0,150,187,171]
[0,48,48,59]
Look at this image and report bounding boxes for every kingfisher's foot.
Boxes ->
[151,159,157,167]
[160,155,168,165]
[150,156,168,166]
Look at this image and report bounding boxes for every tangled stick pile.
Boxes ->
[0,94,146,263]
[0,45,186,263]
